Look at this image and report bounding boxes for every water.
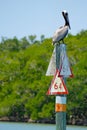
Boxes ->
[0,122,87,130]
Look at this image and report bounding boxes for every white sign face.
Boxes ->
[47,69,68,95]
[46,47,56,76]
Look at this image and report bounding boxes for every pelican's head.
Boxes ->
[62,10,67,14]
[62,10,71,29]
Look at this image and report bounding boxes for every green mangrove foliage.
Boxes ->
[0,31,87,122]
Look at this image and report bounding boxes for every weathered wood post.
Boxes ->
[46,43,73,130]
[55,44,67,130]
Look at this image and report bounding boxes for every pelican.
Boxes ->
[52,10,71,45]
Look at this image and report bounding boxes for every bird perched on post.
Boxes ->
[52,10,71,45]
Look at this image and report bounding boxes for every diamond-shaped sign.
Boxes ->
[58,44,73,78]
[59,54,73,77]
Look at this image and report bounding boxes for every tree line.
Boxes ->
[0,30,87,124]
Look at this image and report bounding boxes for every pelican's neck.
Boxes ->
[64,15,69,26]
[64,15,70,29]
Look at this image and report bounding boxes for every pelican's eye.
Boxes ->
[66,12,68,15]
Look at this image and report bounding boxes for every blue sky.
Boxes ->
[0,0,87,41]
